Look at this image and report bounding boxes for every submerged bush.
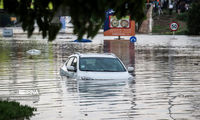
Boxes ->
[187,1,200,35]
[0,100,36,120]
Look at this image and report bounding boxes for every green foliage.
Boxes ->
[152,25,169,33]
[0,100,36,120]
[0,0,3,9]
[2,0,146,41]
[187,1,200,35]
[176,12,188,22]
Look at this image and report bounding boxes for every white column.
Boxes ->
[169,0,171,4]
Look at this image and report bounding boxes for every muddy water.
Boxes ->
[0,35,200,120]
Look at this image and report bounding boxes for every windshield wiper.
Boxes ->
[81,69,123,72]
[102,70,119,72]
[82,69,97,71]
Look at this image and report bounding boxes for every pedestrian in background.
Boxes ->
[158,3,163,15]
[169,2,174,15]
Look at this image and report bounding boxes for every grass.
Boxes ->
[152,9,188,35]
[153,23,187,35]
[152,25,169,33]
[0,100,36,120]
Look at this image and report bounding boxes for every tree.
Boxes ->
[2,0,146,41]
[187,1,200,35]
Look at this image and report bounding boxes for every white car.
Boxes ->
[60,53,134,80]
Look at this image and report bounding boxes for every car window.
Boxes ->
[71,57,77,68]
[66,57,74,67]
[79,57,126,72]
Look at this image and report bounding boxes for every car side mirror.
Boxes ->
[67,66,76,72]
[128,67,134,73]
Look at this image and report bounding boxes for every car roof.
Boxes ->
[74,53,117,58]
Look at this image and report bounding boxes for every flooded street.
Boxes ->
[0,35,200,120]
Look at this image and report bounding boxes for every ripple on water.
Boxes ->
[1,36,200,120]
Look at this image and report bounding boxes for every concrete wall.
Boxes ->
[138,5,153,34]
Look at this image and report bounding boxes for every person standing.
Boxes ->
[158,3,163,15]
[169,2,174,15]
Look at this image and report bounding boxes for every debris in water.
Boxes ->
[26,49,41,56]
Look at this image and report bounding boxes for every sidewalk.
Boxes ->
[0,27,105,50]
[0,27,74,35]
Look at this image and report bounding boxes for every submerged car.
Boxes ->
[60,53,134,80]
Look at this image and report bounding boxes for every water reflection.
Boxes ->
[0,35,200,120]
[104,40,135,75]
[134,39,200,119]
[104,39,135,68]
[63,77,135,119]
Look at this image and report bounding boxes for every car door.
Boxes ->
[65,57,77,78]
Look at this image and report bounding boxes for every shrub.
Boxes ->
[176,12,188,22]
[0,100,36,120]
[187,1,200,35]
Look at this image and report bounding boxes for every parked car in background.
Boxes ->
[60,53,134,80]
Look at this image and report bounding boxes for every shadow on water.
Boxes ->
[1,35,200,120]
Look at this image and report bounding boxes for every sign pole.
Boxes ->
[169,22,179,39]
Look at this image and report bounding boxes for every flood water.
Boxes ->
[0,35,200,120]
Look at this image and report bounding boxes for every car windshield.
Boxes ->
[79,57,126,72]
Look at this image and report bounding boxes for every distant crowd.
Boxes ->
[148,0,194,15]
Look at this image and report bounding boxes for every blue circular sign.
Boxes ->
[130,36,137,43]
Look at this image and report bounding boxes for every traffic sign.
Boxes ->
[130,36,137,43]
[3,29,13,37]
[170,22,179,31]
